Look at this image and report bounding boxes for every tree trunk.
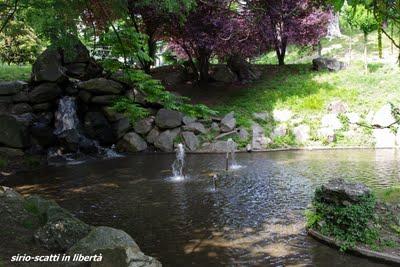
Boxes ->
[197,52,210,83]
[276,41,287,66]
[317,41,322,57]
[142,36,157,73]
[364,32,368,74]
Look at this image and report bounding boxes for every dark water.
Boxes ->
[4,149,400,267]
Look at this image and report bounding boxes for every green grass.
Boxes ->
[214,30,400,148]
[375,187,400,204]
[0,63,31,81]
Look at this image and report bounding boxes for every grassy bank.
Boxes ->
[0,64,31,81]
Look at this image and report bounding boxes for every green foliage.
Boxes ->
[112,97,149,123]
[23,155,40,168]
[343,4,378,35]
[0,19,44,64]
[310,189,378,251]
[104,64,217,119]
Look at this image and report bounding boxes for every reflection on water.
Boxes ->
[4,149,400,266]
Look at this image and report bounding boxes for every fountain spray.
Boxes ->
[172,143,185,180]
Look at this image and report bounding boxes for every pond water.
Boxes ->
[4,149,400,266]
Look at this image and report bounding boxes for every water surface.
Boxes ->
[5,149,400,266]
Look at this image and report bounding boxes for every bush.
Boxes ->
[307,188,378,251]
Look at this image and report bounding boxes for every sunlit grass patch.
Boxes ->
[0,63,31,81]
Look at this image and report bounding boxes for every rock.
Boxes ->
[31,124,57,148]
[373,129,396,148]
[316,179,371,204]
[34,212,91,252]
[102,107,126,122]
[182,116,196,125]
[182,131,199,151]
[91,95,118,105]
[253,112,269,122]
[78,90,92,103]
[182,122,207,134]
[273,109,292,122]
[78,78,124,95]
[155,109,183,129]
[271,124,287,138]
[146,127,160,144]
[321,114,342,130]
[32,102,53,112]
[220,112,236,132]
[327,100,348,114]
[61,36,90,64]
[227,56,260,81]
[32,48,66,82]
[0,81,27,95]
[201,140,235,152]
[317,127,336,143]
[85,58,103,79]
[0,96,13,103]
[293,125,310,143]
[246,143,252,152]
[65,63,87,79]
[68,226,161,267]
[312,57,346,72]
[238,128,249,140]
[154,128,180,152]
[117,132,147,152]
[29,83,62,103]
[65,85,79,95]
[134,117,154,135]
[210,65,238,83]
[210,122,220,132]
[12,90,30,103]
[0,147,24,157]
[0,114,30,148]
[11,103,32,114]
[372,104,396,128]
[84,112,116,145]
[346,112,360,124]
[112,118,131,139]
[251,123,271,150]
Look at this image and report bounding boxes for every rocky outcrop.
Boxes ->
[220,112,236,132]
[154,128,180,152]
[181,131,199,151]
[68,227,161,267]
[0,114,30,148]
[117,132,148,152]
[32,49,67,83]
[316,178,371,204]
[78,78,123,95]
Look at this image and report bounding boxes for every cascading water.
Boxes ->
[51,96,121,163]
[227,138,241,170]
[171,143,185,181]
[54,96,79,135]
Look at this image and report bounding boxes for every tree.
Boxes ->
[248,0,331,65]
[343,4,378,72]
[166,0,245,82]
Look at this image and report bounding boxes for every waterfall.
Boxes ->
[171,143,185,180]
[54,96,80,135]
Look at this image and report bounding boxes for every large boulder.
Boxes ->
[227,56,260,82]
[271,124,287,138]
[11,103,33,115]
[32,48,66,83]
[91,95,119,105]
[327,100,348,114]
[293,125,310,143]
[373,128,396,148]
[146,127,160,144]
[220,112,236,132]
[78,78,124,95]
[30,123,57,148]
[154,128,180,152]
[155,109,182,129]
[312,57,346,72]
[251,123,271,150]
[0,81,27,95]
[201,140,235,152]
[61,36,90,64]
[182,122,207,134]
[134,117,154,135]
[372,104,396,128]
[181,131,199,151]
[316,178,371,205]
[67,226,161,267]
[210,65,238,83]
[112,118,131,139]
[29,83,62,103]
[84,112,116,145]
[0,114,30,148]
[117,132,147,152]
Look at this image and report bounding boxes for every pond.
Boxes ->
[4,149,400,266]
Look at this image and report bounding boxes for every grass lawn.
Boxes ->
[0,64,31,81]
